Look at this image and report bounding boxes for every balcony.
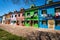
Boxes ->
[54,16,60,20]
[40,14,54,20]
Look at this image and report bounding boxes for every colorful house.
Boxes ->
[2,15,6,24]
[5,12,12,24]
[10,11,17,25]
[38,0,60,30]
[1,0,60,30]
[0,16,2,23]
[16,8,25,26]
[25,4,39,28]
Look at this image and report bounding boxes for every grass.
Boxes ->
[0,29,27,40]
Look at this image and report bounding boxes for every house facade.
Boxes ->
[0,16,2,23]
[16,8,25,26]
[2,15,6,24]
[25,5,39,28]
[5,12,12,24]
[38,1,60,30]
[1,0,60,30]
[10,11,17,25]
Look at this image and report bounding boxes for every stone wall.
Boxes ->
[0,24,60,40]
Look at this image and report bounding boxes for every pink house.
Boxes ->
[10,11,17,25]
[16,8,25,26]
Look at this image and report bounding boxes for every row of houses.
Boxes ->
[0,0,60,30]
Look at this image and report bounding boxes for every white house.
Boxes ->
[2,15,6,24]
[10,11,17,25]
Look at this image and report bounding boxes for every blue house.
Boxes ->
[0,16,2,23]
[38,0,60,30]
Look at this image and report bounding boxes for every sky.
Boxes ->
[0,0,59,16]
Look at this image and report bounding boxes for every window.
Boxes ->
[55,20,60,26]
[31,16,33,18]
[16,20,19,25]
[21,21,24,23]
[15,15,17,17]
[34,12,38,14]
[14,21,16,23]
[49,1,53,4]
[27,21,29,23]
[3,21,5,23]
[42,20,47,25]
[42,10,47,14]
[27,13,30,16]
[10,16,11,17]
[42,10,47,17]
[55,8,60,16]
[22,21,25,26]
[18,14,20,17]
[22,13,25,16]
[55,8,60,12]
[34,21,38,24]
[12,15,13,18]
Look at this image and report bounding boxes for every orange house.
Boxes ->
[5,12,12,24]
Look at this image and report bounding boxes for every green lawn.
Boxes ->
[0,29,27,40]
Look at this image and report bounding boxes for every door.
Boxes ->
[34,21,38,28]
[16,20,19,25]
[48,20,55,29]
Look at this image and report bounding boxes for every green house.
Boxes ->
[24,5,39,28]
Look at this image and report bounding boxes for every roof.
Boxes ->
[25,1,60,12]
[38,1,60,9]
[8,12,13,14]
[16,8,25,14]
[25,7,38,12]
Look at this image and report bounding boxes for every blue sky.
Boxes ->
[0,0,59,16]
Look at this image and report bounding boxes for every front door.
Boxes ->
[48,20,55,29]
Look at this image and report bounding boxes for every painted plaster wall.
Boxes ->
[16,13,24,26]
[38,7,55,29]
[10,14,16,21]
[25,10,34,20]
[38,9,48,28]
[47,5,60,30]
[25,11,32,27]
[25,10,38,28]
[47,7,55,16]
[2,16,6,24]
[2,16,5,20]
[5,14,11,24]
[16,13,24,21]
[10,14,16,25]
[38,4,60,30]
[6,14,11,19]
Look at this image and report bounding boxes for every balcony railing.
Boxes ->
[40,14,60,20]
